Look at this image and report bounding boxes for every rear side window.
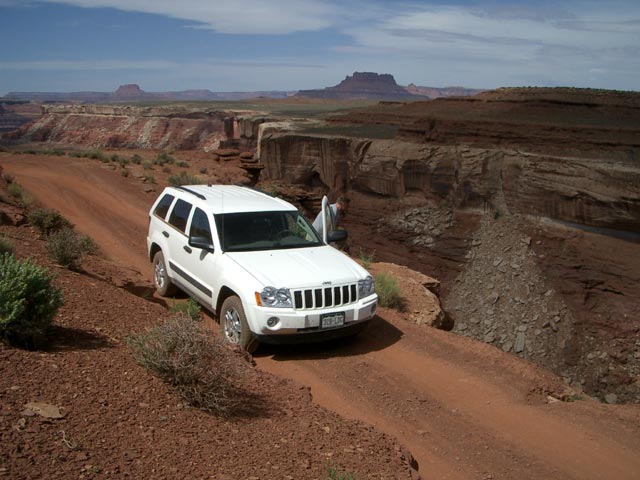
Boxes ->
[189,208,213,244]
[154,194,174,220]
[168,199,192,233]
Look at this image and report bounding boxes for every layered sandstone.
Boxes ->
[259,132,640,233]
[3,104,269,151]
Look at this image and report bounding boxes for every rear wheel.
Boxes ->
[220,295,259,353]
[153,251,177,297]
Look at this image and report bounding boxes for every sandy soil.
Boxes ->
[2,153,640,480]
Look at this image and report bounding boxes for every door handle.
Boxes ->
[183,245,192,254]
[162,231,169,238]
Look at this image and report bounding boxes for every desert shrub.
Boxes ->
[28,208,72,236]
[142,160,153,170]
[170,298,202,321]
[168,171,203,186]
[3,173,15,184]
[357,248,375,269]
[78,234,100,256]
[130,153,142,164]
[121,168,130,177]
[46,228,97,269]
[43,149,65,156]
[117,156,130,167]
[143,174,156,184]
[0,236,14,255]
[7,182,22,198]
[0,253,64,348]
[176,160,189,168]
[127,314,243,415]
[154,152,175,166]
[6,182,34,207]
[199,167,208,174]
[85,149,106,161]
[162,166,172,174]
[325,465,356,480]
[375,272,405,311]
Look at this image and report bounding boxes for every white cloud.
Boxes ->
[38,0,338,34]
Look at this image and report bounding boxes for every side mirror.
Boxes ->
[189,236,215,253]
[327,229,348,243]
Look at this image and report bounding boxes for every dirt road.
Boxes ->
[4,154,640,480]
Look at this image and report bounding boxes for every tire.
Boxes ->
[220,295,259,353]
[153,251,177,297]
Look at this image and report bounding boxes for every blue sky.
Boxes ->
[0,0,638,94]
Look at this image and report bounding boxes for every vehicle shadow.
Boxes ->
[254,314,403,361]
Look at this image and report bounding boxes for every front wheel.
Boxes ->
[220,295,259,353]
[152,251,177,297]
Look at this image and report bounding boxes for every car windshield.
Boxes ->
[215,210,322,252]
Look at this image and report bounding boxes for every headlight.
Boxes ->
[258,286,292,308]
[358,276,375,299]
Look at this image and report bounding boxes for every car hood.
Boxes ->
[226,246,369,288]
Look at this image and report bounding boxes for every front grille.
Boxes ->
[293,284,358,310]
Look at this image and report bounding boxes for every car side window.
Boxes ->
[154,194,175,220]
[189,207,213,244]
[168,199,192,233]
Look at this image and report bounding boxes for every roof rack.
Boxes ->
[174,186,206,200]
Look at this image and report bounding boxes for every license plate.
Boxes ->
[320,312,345,328]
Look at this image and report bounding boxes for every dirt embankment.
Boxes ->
[2,153,640,480]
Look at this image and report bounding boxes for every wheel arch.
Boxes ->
[216,286,239,317]
[149,242,162,263]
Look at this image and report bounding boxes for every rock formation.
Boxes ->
[2,104,270,151]
[297,72,424,100]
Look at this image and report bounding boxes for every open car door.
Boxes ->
[320,195,335,243]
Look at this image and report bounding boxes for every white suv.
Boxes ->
[147,185,377,352]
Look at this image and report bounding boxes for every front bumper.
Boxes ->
[246,294,378,337]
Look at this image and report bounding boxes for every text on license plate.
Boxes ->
[320,312,345,328]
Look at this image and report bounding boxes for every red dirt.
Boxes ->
[2,153,640,480]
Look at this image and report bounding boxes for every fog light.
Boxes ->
[267,317,279,328]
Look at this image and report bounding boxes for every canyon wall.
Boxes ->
[3,104,266,151]
[260,132,640,233]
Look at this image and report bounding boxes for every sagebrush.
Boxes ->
[170,298,202,321]
[0,236,14,255]
[127,314,244,415]
[375,272,406,311]
[0,253,64,348]
[168,171,204,186]
[28,208,72,236]
[47,228,96,269]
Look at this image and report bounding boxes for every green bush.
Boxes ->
[28,208,72,236]
[154,152,175,166]
[176,160,189,168]
[357,248,375,269]
[375,272,405,311]
[2,173,15,184]
[128,314,243,415]
[131,153,142,164]
[86,149,107,161]
[7,183,22,198]
[325,466,356,480]
[143,174,155,184]
[46,228,94,270]
[142,160,153,171]
[0,236,14,255]
[168,171,203,186]
[170,298,202,321]
[0,253,64,348]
